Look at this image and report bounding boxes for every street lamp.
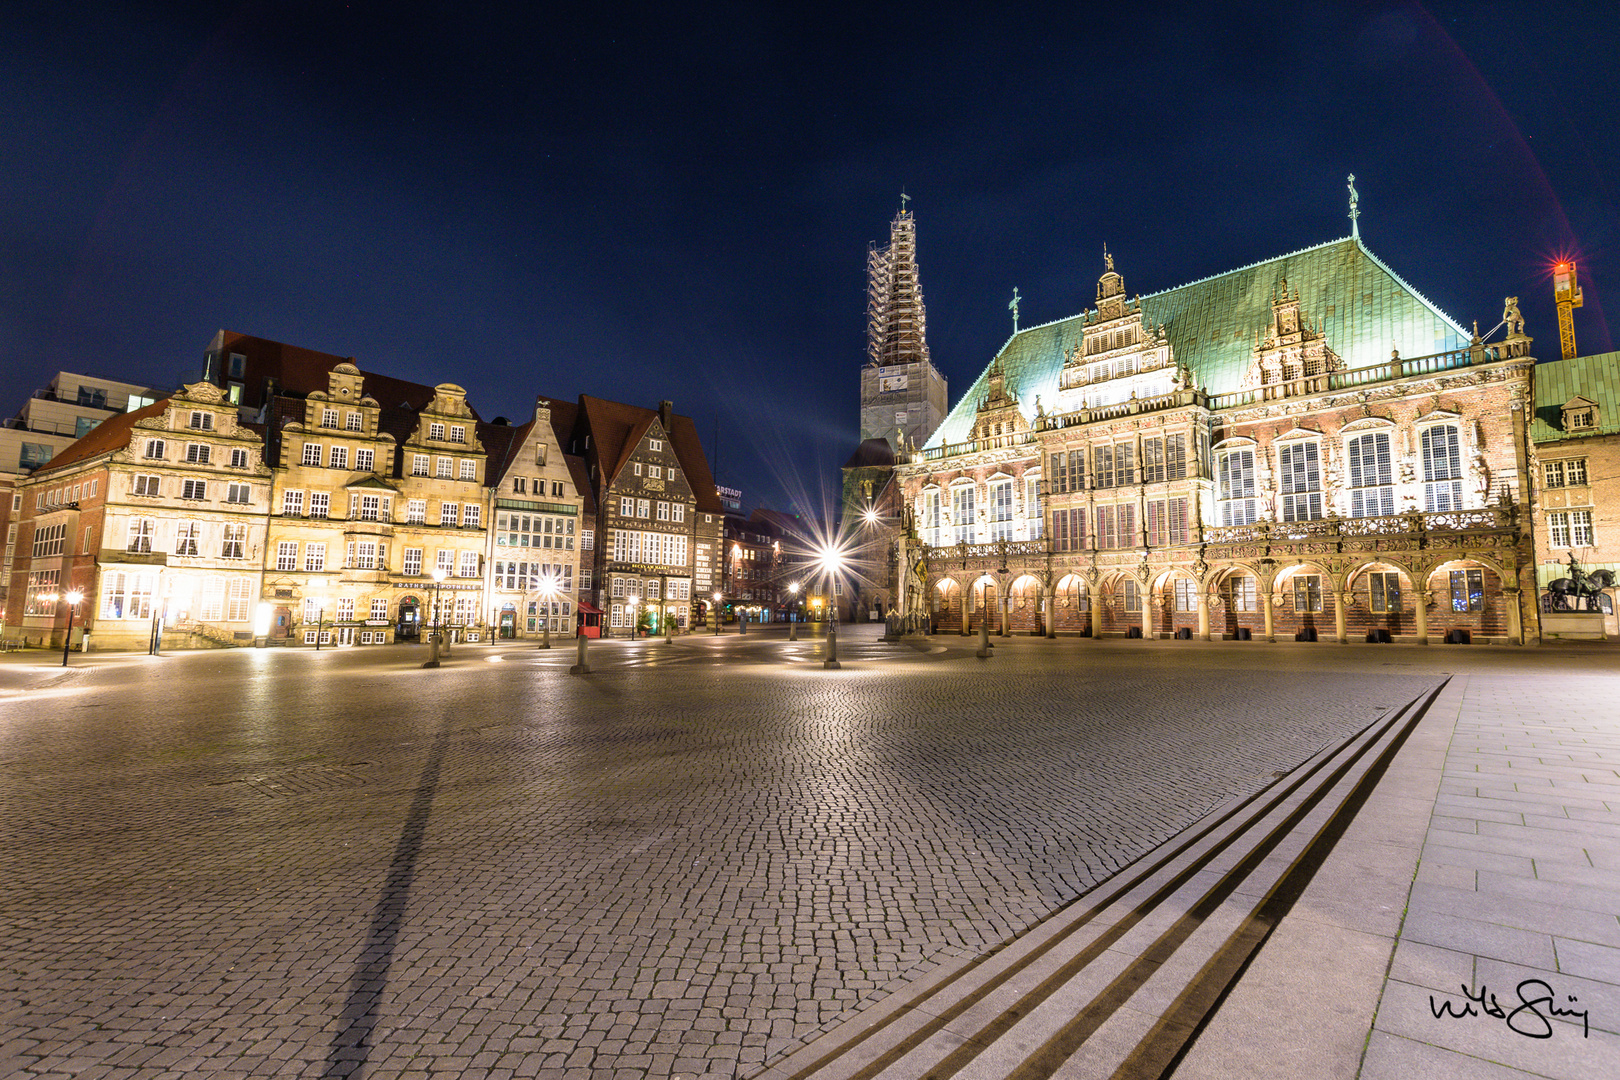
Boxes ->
[712,591,722,636]
[538,571,556,650]
[310,587,326,651]
[818,546,844,669]
[60,590,82,666]
[788,582,799,640]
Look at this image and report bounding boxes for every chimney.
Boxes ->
[658,400,674,431]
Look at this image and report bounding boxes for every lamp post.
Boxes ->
[309,588,326,651]
[60,590,82,666]
[788,582,799,640]
[712,592,721,635]
[820,546,843,670]
[538,572,555,650]
[424,568,446,666]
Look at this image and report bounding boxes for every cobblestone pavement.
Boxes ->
[0,629,1557,1080]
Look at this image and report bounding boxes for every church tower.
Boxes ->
[859,201,949,450]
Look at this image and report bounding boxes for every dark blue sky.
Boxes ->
[4,1,1615,514]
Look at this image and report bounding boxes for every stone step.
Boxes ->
[754,679,1448,1080]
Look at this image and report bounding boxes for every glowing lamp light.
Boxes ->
[65,590,83,605]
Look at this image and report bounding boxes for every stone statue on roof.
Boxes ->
[1502,297,1524,337]
[1104,244,1115,273]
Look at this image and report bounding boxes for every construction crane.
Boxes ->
[1554,260,1584,360]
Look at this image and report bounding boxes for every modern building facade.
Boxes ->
[893,234,1539,645]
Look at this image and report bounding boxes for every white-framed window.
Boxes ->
[276,541,299,571]
[407,499,426,523]
[648,438,663,451]
[186,443,211,465]
[322,407,339,428]
[346,412,362,432]
[462,504,480,528]
[637,499,650,518]
[436,549,454,574]
[145,438,166,459]
[174,521,200,556]
[370,598,388,621]
[1123,579,1141,612]
[429,422,446,440]
[221,524,246,559]
[436,457,452,478]
[1369,571,1401,613]
[1548,510,1594,548]
[227,578,252,622]
[1278,441,1322,522]
[134,474,161,497]
[309,492,330,518]
[620,496,635,516]
[1347,431,1394,517]
[1174,578,1197,612]
[1421,424,1463,511]
[513,477,527,494]
[403,548,422,575]
[329,445,348,470]
[988,479,1014,541]
[649,465,662,479]
[359,494,380,521]
[356,448,374,471]
[671,503,684,523]
[126,518,154,553]
[181,479,207,501]
[412,454,429,476]
[354,542,378,570]
[922,488,942,547]
[458,550,479,577]
[31,523,67,558]
[1543,459,1588,489]
[282,489,304,516]
[1217,448,1256,526]
[189,411,214,430]
[302,442,322,467]
[1227,575,1256,612]
[582,528,594,551]
[24,570,59,616]
[440,502,459,526]
[611,577,626,598]
[657,501,670,521]
[200,576,226,621]
[304,542,326,572]
[449,424,466,443]
[951,484,976,545]
[230,448,249,469]
[100,571,154,619]
[1292,574,1322,613]
[1025,475,1042,538]
[459,459,476,480]
[226,483,251,504]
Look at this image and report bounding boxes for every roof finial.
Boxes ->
[1008,287,1022,333]
[1104,243,1115,273]
[1347,174,1360,240]
[900,190,910,216]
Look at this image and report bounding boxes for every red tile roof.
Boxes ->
[28,398,171,474]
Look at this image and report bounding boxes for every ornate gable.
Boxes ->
[1241,278,1344,389]
[968,360,1029,442]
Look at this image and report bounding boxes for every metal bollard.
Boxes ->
[569,631,591,674]
[823,619,840,669]
[976,614,991,659]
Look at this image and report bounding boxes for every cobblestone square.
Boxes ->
[0,630,1564,1079]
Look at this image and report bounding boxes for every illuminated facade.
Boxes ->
[895,236,1540,645]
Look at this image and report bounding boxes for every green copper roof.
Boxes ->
[927,237,1470,448]
[1531,351,1620,443]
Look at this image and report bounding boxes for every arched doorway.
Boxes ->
[1054,574,1089,635]
[1009,575,1042,634]
[397,596,422,641]
[969,576,998,633]
[932,578,962,633]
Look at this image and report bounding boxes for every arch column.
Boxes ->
[1504,586,1523,645]
[1263,593,1275,642]
[1140,584,1152,640]
[1334,591,1349,644]
[1196,589,1210,641]
[1414,587,1430,645]
[1090,590,1102,639]
[1045,595,1056,639]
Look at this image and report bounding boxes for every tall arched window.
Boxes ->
[1421,425,1463,511]
[1347,432,1393,517]
[1217,448,1257,526]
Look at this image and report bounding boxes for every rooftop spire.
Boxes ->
[1008,287,1021,333]
[1347,174,1360,240]
[865,203,930,368]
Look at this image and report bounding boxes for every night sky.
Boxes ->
[4,1,1616,515]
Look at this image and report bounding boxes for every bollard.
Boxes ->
[823,619,840,669]
[976,614,991,659]
[569,631,591,674]
[788,615,797,641]
[423,634,441,668]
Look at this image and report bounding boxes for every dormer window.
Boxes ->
[322,408,339,428]
[1569,408,1594,429]
[449,425,466,444]
[429,422,446,441]
[188,411,213,431]
[648,439,663,451]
